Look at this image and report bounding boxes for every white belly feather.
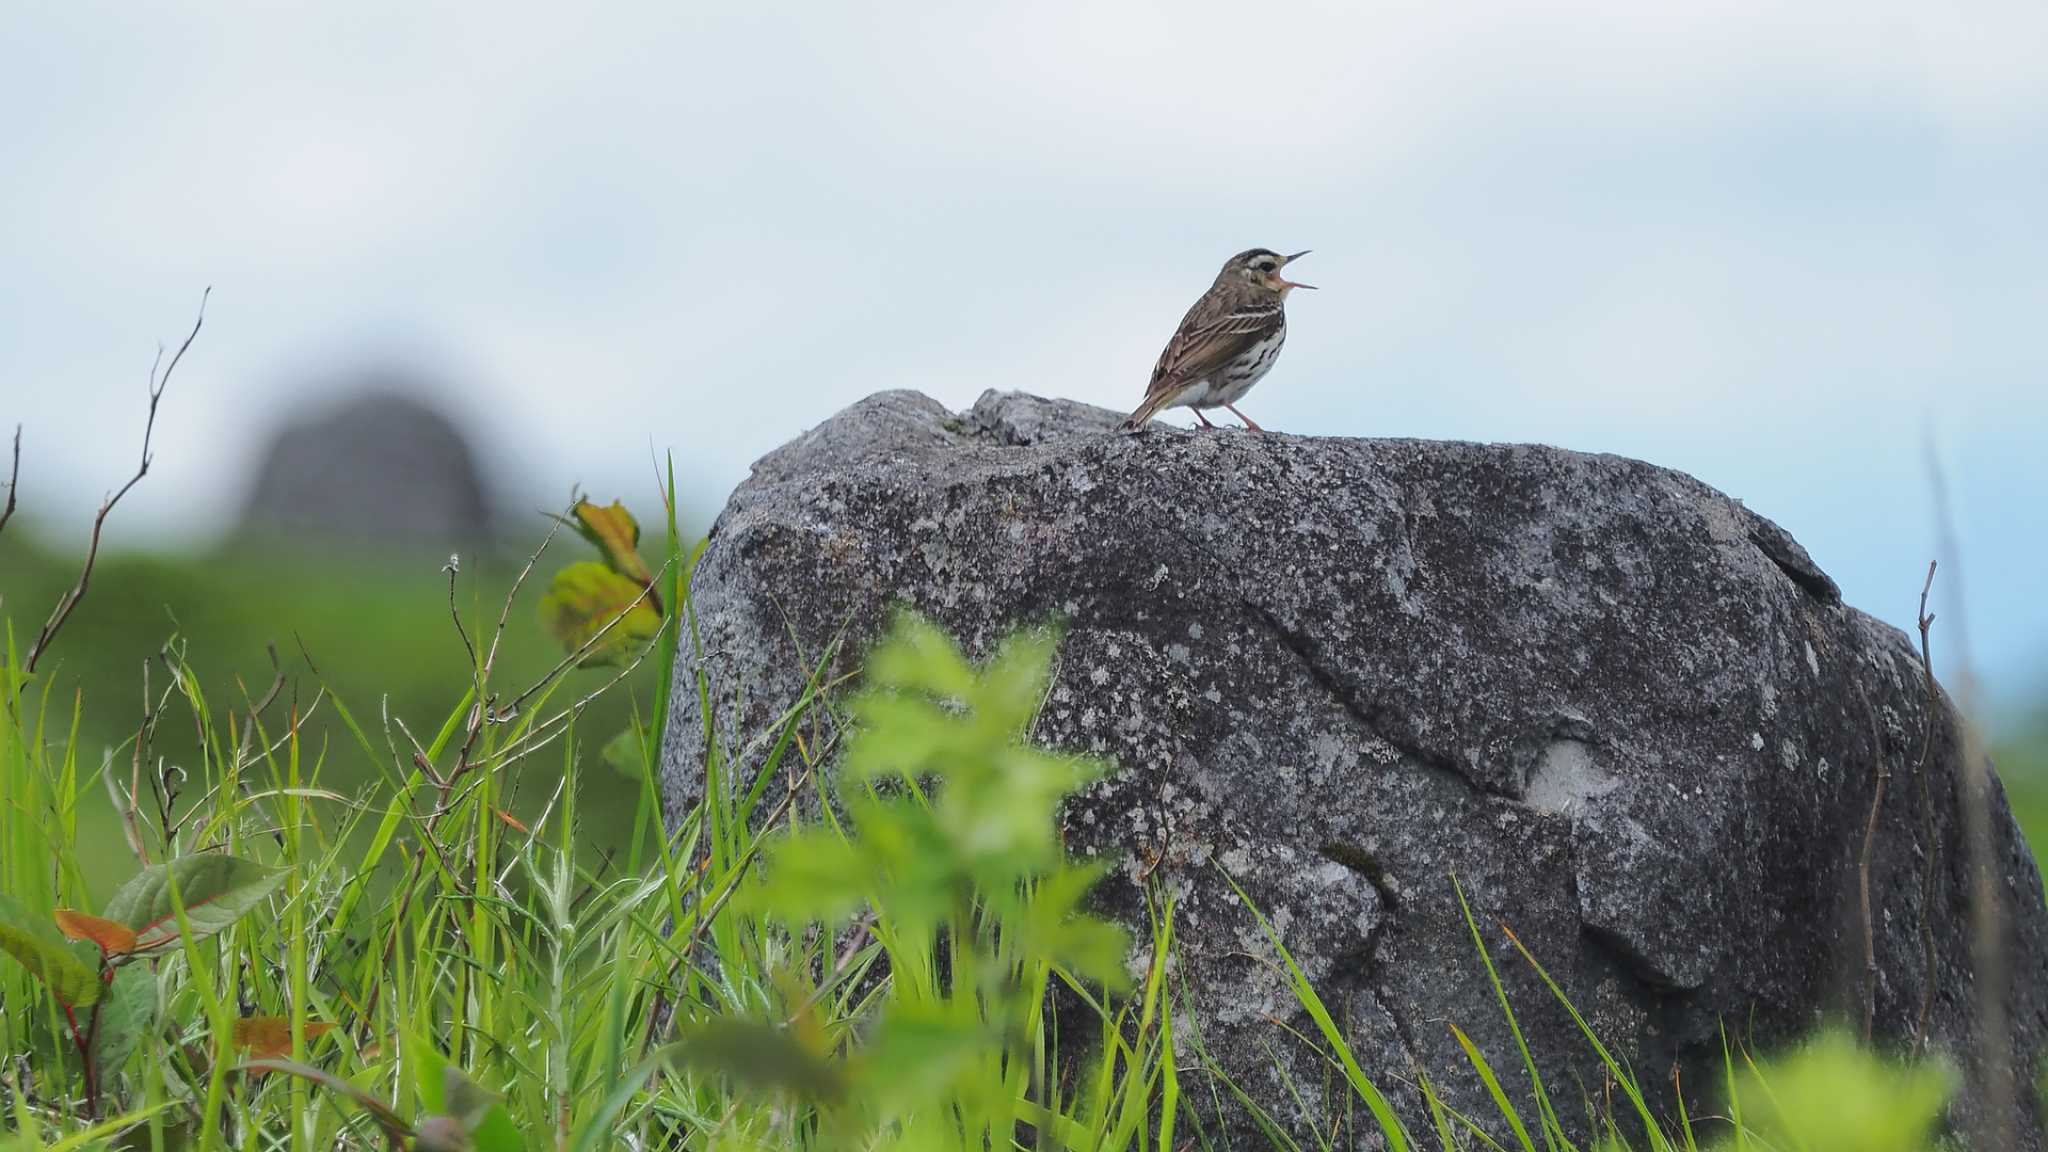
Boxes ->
[1170,327,1286,411]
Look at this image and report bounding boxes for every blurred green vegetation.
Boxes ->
[1,525,662,895]
[1999,715,2048,861]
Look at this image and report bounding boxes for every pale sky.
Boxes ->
[3,2,2044,709]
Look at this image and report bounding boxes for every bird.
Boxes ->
[1119,248,1314,434]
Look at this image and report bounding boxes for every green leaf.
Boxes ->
[0,892,103,1007]
[863,611,977,701]
[406,1030,453,1112]
[666,1017,846,1102]
[564,499,654,586]
[1723,1030,1950,1152]
[403,1035,520,1152]
[601,726,646,780]
[976,626,1060,732]
[743,826,873,924]
[443,1066,522,1152]
[852,1005,994,1118]
[101,855,285,955]
[91,964,157,1078]
[1023,861,1130,989]
[538,561,662,665]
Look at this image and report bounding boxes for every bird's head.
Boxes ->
[1224,248,1315,296]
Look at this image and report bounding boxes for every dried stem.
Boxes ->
[494,550,675,725]
[448,506,568,779]
[23,288,209,678]
[445,556,479,675]
[1911,561,1941,1055]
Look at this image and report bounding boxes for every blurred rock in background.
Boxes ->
[234,370,499,554]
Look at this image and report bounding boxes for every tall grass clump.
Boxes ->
[0,450,1180,1148]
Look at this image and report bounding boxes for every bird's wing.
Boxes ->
[1141,299,1284,402]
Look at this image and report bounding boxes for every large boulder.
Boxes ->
[661,389,2048,1147]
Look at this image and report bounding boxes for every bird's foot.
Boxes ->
[1225,404,1265,433]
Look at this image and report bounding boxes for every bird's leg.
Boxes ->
[1193,410,1217,429]
[1225,404,1264,433]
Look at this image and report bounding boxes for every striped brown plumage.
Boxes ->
[1120,248,1313,434]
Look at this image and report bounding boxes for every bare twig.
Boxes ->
[482,508,569,685]
[448,506,568,777]
[1911,561,1941,1055]
[445,555,479,675]
[473,623,670,777]
[23,288,209,677]
[231,643,289,773]
[0,424,20,539]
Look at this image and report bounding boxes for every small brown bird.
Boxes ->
[1120,248,1315,433]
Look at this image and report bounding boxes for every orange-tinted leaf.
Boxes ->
[538,562,663,665]
[0,894,101,1007]
[55,910,139,955]
[491,808,530,835]
[569,499,653,585]
[234,1016,338,1059]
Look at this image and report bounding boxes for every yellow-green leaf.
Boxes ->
[568,499,653,585]
[539,561,662,664]
[0,894,102,1007]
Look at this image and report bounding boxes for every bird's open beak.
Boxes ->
[1277,250,1316,290]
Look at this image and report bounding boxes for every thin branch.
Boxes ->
[484,506,569,685]
[445,554,479,675]
[1910,561,1941,1054]
[23,288,209,677]
[448,505,568,777]
[494,551,676,723]
[473,621,670,777]
[231,642,289,773]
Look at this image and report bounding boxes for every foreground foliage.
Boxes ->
[0,518,2004,1151]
